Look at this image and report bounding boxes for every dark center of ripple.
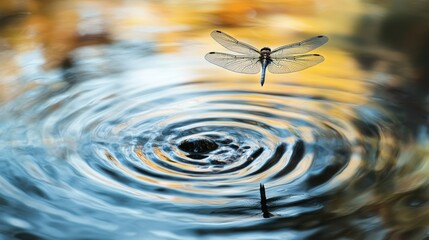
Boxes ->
[178,136,219,155]
[175,134,251,166]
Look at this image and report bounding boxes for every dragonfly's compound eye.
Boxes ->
[260,47,271,52]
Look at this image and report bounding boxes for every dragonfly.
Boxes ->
[205,30,328,86]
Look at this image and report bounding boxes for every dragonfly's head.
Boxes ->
[260,47,271,54]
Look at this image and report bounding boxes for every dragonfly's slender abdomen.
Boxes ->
[260,58,268,86]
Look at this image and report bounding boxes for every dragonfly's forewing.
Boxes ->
[210,30,260,57]
[268,54,324,74]
[205,52,261,74]
[270,36,328,58]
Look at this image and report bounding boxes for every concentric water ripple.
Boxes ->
[0,73,407,238]
[57,80,369,198]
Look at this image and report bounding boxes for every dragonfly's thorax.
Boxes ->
[260,47,272,62]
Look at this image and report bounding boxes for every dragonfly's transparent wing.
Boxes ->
[205,52,261,74]
[270,36,328,58]
[268,54,324,74]
[210,30,260,57]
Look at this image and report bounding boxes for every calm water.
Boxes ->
[1,1,429,239]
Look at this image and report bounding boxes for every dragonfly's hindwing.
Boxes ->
[268,54,324,74]
[205,52,261,74]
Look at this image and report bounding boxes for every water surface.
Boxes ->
[0,1,429,239]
